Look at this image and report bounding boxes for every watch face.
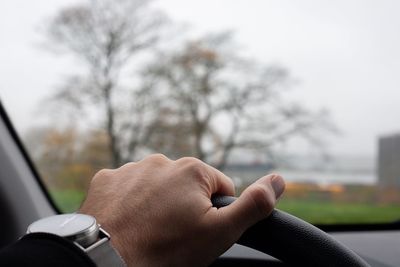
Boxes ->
[27,214,98,246]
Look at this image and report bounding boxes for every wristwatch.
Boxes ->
[27,213,126,267]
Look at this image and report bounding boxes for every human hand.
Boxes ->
[79,154,285,267]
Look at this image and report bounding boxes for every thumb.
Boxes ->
[220,174,285,232]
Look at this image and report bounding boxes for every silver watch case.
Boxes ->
[27,213,100,248]
[27,213,126,266]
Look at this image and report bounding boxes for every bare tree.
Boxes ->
[142,33,335,169]
[44,0,167,167]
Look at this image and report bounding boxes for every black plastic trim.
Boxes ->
[0,100,61,214]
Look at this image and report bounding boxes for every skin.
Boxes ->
[80,154,285,267]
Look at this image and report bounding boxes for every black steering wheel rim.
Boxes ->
[212,196,370,267]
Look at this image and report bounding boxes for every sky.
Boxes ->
[1,0,400,158]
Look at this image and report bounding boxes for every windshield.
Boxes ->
[1,0,400,224]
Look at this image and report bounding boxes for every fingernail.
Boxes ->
[270,175,285,199]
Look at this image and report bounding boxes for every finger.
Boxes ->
[208,166,236,197]
[219,174,285,232]
[176,157,235,197]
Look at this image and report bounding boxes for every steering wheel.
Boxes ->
[212,196,370,267]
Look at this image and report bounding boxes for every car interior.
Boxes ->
[2,1,400,266]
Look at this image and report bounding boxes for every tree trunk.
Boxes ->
[103,83,121,168]
[215,118,239,170]
[193,122,205,161]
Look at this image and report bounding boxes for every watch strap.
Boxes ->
[85,229,126,267]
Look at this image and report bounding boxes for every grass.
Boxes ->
[49,190,86,213]
[48,189,400,225]
[277,198,400,224]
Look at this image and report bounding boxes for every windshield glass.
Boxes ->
[1,0,400,224]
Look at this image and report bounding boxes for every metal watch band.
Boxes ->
[85,228,126,267]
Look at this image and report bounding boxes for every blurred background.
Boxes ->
[1,0,400,224]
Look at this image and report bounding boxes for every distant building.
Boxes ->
[378,134,400,186]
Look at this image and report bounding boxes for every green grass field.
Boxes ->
[49,190,86,213]
[49,190,400,225]
[277,198,400,224]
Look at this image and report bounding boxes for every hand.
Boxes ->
[79,154,285,267]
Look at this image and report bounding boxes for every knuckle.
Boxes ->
[177,156,201,165]
[119,162,136,170]
[187,159,205,170]
[146,153,170,164]
[183,159,210,182]
[92,168,114,184]
[187,160,207,176]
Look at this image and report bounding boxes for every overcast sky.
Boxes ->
[1,0,400,158]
